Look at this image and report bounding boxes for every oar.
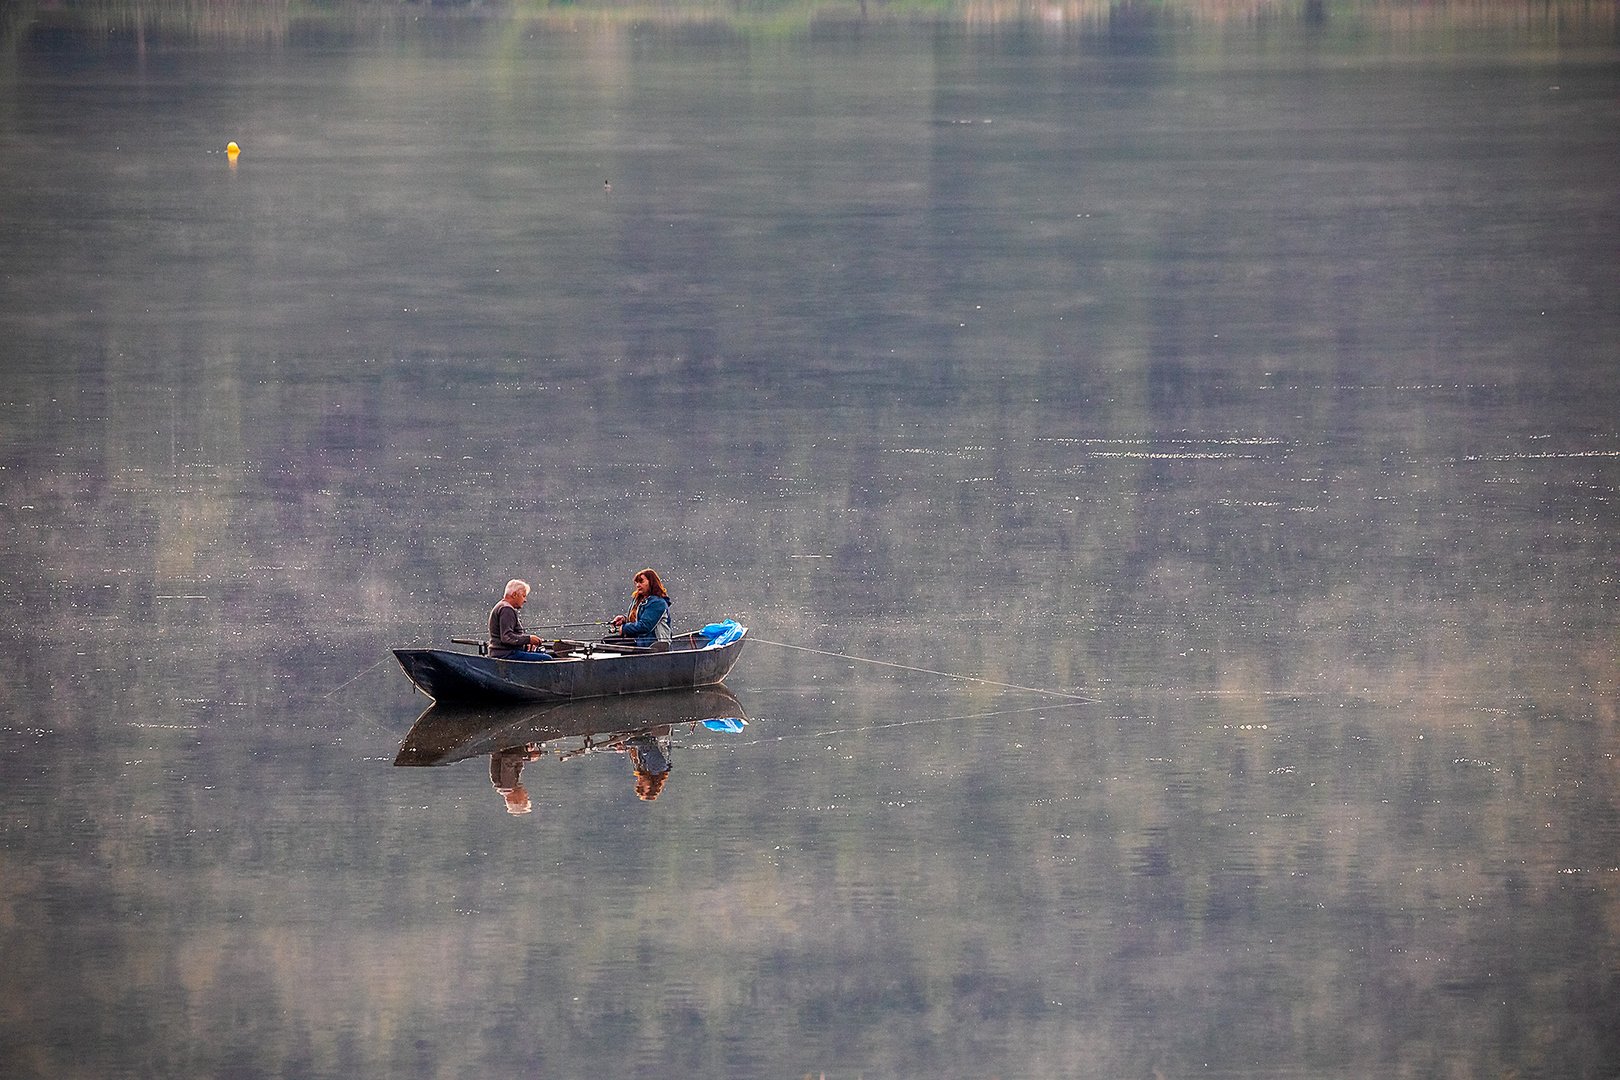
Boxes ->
[449,637,643,656]
[451,622,613,654]
[553,720,746,760]
[551,638,654,655]
[453,625,704,657]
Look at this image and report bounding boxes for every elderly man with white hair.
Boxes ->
[489,579,553,660]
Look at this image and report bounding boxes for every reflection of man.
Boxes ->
[490,746,540,815]
[489,579,552,660]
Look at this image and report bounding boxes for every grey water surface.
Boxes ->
[2,5,1618,1079]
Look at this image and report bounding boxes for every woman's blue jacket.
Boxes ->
[622,595,671,646]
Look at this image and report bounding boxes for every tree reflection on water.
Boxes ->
[1,5,1617,1079]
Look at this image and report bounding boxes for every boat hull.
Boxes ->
[392,630,746,704]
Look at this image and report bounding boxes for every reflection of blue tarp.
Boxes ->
[701,717,747,733]
[698,620,745,647]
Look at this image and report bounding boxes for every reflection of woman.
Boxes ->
[554,725,675,799]
[605,569,672,648]
[490,746,540,814]
[624,731,672,801]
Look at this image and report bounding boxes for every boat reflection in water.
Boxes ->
[394,685,748,809]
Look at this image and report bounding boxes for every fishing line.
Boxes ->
[677,699,1088,751]
[750,637,1098,703]
[317,654,394,702]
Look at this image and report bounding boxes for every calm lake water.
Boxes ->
[3,4,1618,1078]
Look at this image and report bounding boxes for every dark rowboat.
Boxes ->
[393,625,747,704]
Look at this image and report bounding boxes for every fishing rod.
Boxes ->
[750,637,1098,702]
[449,621,611,643]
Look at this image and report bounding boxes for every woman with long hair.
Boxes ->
[606,568,672,648]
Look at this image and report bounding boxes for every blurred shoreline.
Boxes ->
[6,0,1617,47]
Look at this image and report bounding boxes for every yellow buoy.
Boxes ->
[226,141,240,159]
